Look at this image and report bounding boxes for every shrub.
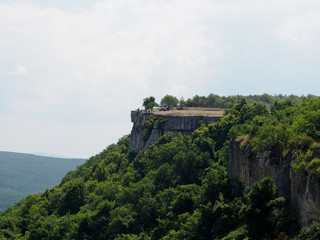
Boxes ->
[297,222,320,240]
[292,150,313,174]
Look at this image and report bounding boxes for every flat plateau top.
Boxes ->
[152,107,225,117]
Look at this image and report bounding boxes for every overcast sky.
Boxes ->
[1,0,320,158]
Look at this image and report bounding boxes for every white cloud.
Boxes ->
[0,0,229,120]
[1,1,220,95]
[0,0,224,156]
[0,65,27,75]
[278,13,320,49]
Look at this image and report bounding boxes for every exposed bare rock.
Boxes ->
[291,169,320,226]
[228,139,320,227]
[129,111,220,152]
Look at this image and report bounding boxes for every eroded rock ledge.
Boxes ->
[129,111,220,152]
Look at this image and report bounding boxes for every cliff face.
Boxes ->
[129,111,220,152]
[129,111,320,226]
[228,139,320,227]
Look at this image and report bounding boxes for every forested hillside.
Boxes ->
[0,152,85,212]
[1,96,320,239]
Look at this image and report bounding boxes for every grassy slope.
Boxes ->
[0,151,86,211]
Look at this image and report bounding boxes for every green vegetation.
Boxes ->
[0,152,85,211]
[142,116,168,144]
[160,95,179,107]
[144,93,315,110]
[143,96,158,111]
[1,95,320,239]
[143,115,156,143]
[179,93,317,108]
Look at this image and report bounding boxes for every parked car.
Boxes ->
[159,105,171,111]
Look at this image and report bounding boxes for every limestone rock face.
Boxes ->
[129,111,220,152]
[291,169,320,226]
[228,140,291,199]
[228,139,320,227]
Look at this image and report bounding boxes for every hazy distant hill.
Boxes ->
[0,151,86,211]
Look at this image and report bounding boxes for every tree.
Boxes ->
[58,180,87,215]
[244,177,284,239]
[160,95,179,107]
[143,96,158,111]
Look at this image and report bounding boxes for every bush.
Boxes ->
[221,225,249,240]
[297,222,320,240]
[292,150,313,174]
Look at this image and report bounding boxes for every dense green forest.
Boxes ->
[1,95,320,239]
[163,93,317,109]
[0,152,85,212]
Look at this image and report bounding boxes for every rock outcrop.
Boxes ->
[290,169,320,227]
[228,139,320,227]
[129,111,220,152]
[128,110,320,227]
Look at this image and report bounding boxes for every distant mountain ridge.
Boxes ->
[0,151,86,211]
[33,152,69,158]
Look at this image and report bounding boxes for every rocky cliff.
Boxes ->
[228,139,320,227]
[129,111,220,152]
[129,110,320,227]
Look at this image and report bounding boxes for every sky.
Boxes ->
[1,0,320,158]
